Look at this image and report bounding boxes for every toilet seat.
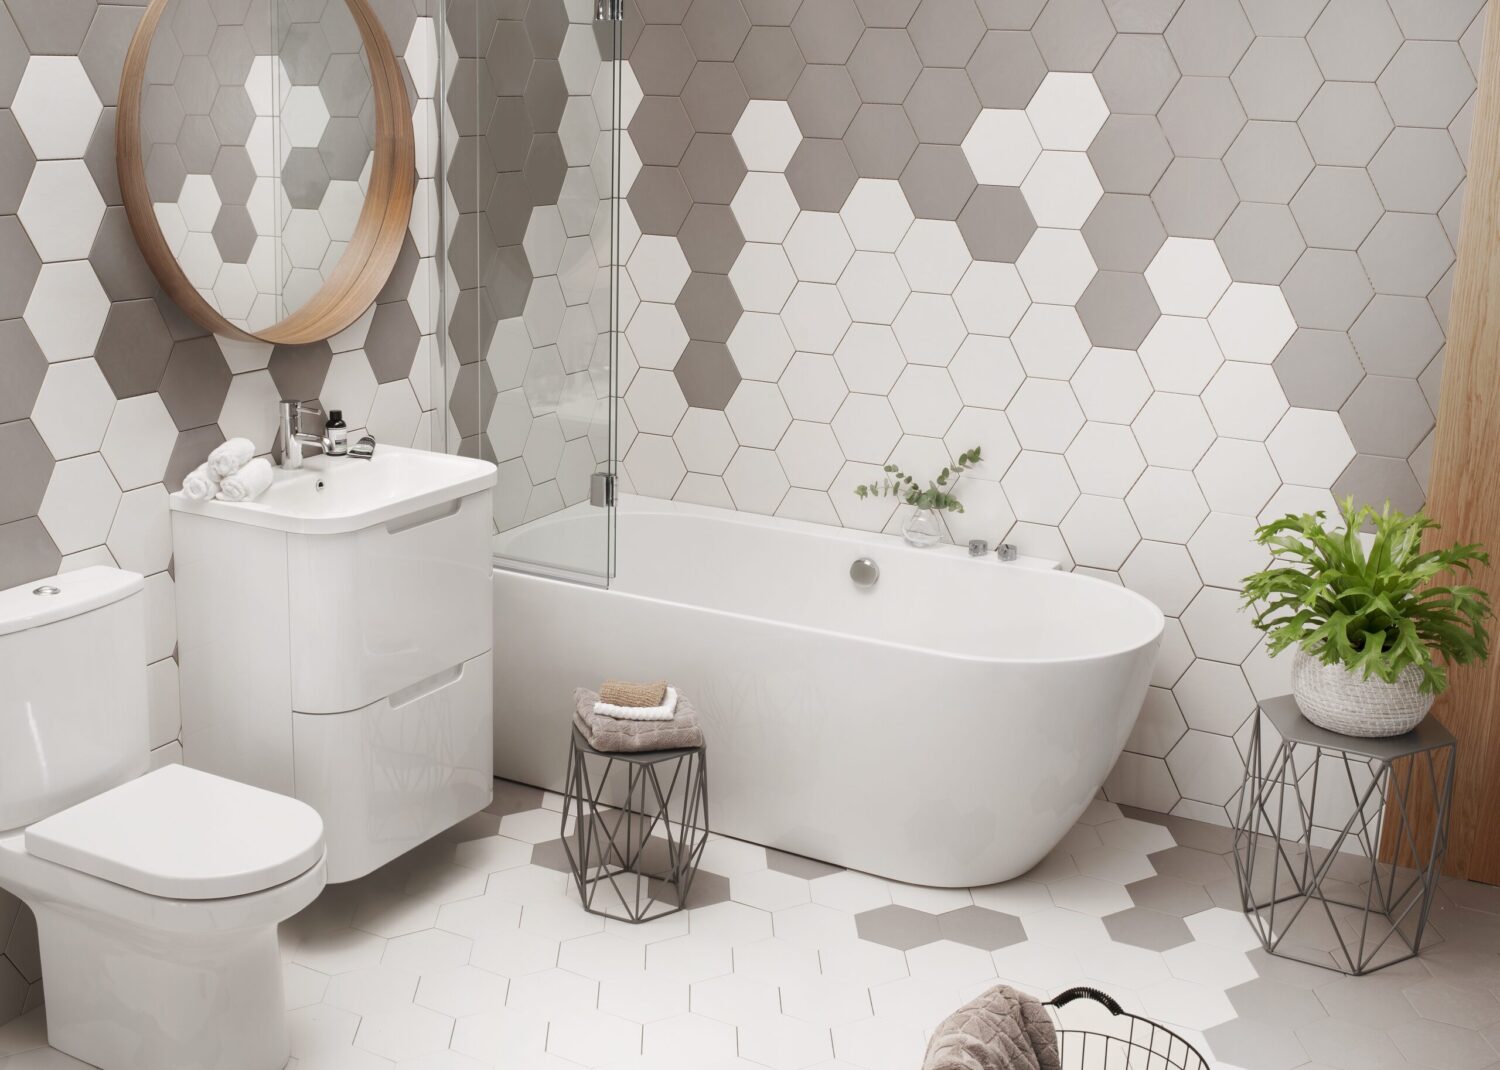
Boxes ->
[25,764,324,900]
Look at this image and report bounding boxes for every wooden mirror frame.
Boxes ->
[116,0,416,345]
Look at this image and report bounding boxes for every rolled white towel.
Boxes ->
[208,437,256,478]
[180,463,220,502]
[217,456,274,502]
[594,686,678,722]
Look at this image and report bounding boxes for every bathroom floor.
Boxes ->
[3,782,1500,1070]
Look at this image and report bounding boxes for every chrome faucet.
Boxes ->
[277,400,327,470]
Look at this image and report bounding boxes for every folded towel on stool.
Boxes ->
[574,688,704,753]
[922,984,1059,1070]
[217,456,275,502]
[207,437,256,478]
[599,680,668,707]
[181,463,220,502]
[595,686,678,722]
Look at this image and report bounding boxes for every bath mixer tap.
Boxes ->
[968,539,989,557]
[997,543,1019,562]
[277,399,329,470]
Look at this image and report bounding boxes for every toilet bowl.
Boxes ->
[0,567,327,1070]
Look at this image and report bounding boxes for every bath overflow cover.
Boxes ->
[849,558,879,587]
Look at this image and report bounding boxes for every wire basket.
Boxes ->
[1047,987,1210,1070]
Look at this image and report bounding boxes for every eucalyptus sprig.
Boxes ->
[853,447,982,513]
[1241,499,1492,694]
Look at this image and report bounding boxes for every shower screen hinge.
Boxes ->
[595,0,624,21]
[590,471,616,508]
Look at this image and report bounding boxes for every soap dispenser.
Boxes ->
[325,409,348,456]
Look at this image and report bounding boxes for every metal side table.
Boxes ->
[561,728,709,924]
[1233,695,1455,975]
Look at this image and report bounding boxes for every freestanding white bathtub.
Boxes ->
[492,497,1165,887]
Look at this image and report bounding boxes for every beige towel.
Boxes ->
[922,985,1060,1070]
[574,688,704,753]
[600,680,668,707]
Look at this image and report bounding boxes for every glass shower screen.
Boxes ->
[443,0,621,583]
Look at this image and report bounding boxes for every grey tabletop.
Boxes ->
[1259,694,1456,760]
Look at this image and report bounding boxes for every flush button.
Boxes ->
[32,585,61,596]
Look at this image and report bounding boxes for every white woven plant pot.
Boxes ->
[1291,648,1434,737]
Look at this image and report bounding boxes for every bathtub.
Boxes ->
[491,497,1164,887]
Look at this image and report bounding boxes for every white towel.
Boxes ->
[208,437,256,478]
[180,463,220,502]
[217,456,274,502]
[594,686,678,722]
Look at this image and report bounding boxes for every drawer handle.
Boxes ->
[389,663,464,709]
[386,498,462,534]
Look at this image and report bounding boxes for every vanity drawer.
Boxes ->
[286,489,493,713]
[293,650,493,882]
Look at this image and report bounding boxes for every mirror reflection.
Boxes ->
[139,0,375,332]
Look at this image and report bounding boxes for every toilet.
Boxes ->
[0,566,327,1070]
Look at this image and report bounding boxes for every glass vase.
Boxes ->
[902,507,943,548]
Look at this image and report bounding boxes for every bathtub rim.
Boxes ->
[494,497,1167,669]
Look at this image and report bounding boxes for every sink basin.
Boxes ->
[168,445,498,534]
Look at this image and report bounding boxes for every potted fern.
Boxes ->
[854,447,981,547]
[1241,500,1491,737]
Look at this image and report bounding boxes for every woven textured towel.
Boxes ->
[599,680,669,707]
[574,688,704,752]
[922,985,1061,1070]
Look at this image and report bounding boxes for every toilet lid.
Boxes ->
[24,764,325,900]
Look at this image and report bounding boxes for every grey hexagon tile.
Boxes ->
[1273,328,1365,410]
[854,904,941,950]
[1089,115,1173,195]
[1359,212,1454,298]
[683,0,751,61]
[1368,127,1464,214]
[630,165,695,233]
[1031,0,1115,72]
[1159,76,1245,158]
[1308,0,1403,81]
[958,185,1035,263]
[679,134,748,207]
[904,68,980,147]
[631,25,696,95]
[1378,40,1474,129]
[95,299,174,398]
[1298,81,1393,169]
[675,342,742,409]
[1152,158,1236,239]
[678,272,743,343]
[1083,194,1166,274]
[1232,35,1323,121]
[935,906,1026,951]
[735,25,805,99]
[0,517,61,591]
[1102,906,1194,951]
[1349,295,1443,378]
[1340,375,1433,457]
[786,139,858,213]
[1333,453,1423,513]
[0,320,45,425]
[766,848,843,879]
[1282,249,1373,331]
[908,0,985,66]
[1217,202,1305,284]
[900,144,978,222]
[1094,33,1178,116]
[790,0,863,63]
[1224,121,1314,205]
[789,65,861,140]
[679,203,746,274]
[0,421,53,526]
[1290,167,1383,250]
[683,62,750,134]
[848,28,921,105]
[845,104,919,180]
[1077,272,1160,349]
[1166,0,1252,75]
[967,30,1046,109]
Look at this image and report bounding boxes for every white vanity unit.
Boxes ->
[170,446,498,882]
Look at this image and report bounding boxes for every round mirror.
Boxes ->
[116,0,414,345]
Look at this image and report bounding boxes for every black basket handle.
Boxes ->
[1048,986,1125,1015]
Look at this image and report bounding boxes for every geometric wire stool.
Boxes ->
[1233,695,1455,976]
[561,728,709,924]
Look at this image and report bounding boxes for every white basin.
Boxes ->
[168,445,497,534]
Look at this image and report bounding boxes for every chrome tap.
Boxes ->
[276,400,328,470]
[997,543,1019,562]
